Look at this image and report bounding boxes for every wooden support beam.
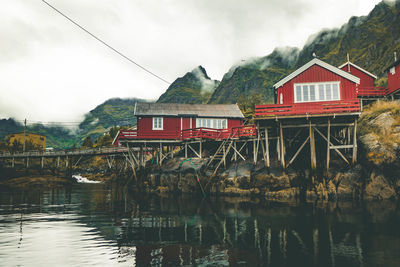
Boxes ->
[231,142,246,161]
[309,122,317,171]
[326,119,331,171]
[265,128,270,168]
[352,119,357,164]
[330,145,354,149]
[314,127,350,165]
[279,123,285,169]
[286,136,310,168]
[199,141,202,159]
[185,143,188,158]
[12,157,14,168]
[233,141,237,161]
[188,144,201,158]
[57,156,60,168]
[140,146,144,167]
[223,143,226,168]
[41,157,44,169]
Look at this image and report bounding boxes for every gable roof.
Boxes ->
[273,58,360,89]
[338,61,377,79]
[134,103,244,118]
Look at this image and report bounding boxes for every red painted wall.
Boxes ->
[276,64,358,104]
[388,63,400,94]
[137,116,181,138]
[137,116,243,139]
[340,64,374,88]
[228,119,243,128]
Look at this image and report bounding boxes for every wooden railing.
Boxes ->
[0,147,129,158]
[116,125,258,143]
[255,100,361,117]
[357,86,388,97]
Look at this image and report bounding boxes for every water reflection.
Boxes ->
[0,184,399,266]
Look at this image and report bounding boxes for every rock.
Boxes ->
[265,188,298,200]
[364,173,396,200]
[369,112,394,132]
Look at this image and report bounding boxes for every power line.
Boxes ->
[42,0,171,85]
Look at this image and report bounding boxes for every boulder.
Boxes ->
[364,173,396,200]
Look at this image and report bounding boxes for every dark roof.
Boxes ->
[134,103,244,118]
[384,58,400,72]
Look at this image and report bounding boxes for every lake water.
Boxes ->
[0,183,399,267]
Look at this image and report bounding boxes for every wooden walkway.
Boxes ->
[0,147,129,159]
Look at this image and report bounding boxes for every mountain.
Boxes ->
[77,98,148,142]
[0,98,149,149]
[157,66,219,104]
[0,118,76,149]
[209,0,400,103]
[208,47,299,104]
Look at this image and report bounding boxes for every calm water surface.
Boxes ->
[0,183,399,266]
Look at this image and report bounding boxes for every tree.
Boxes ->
[82,136,93,148]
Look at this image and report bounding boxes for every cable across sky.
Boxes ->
[42,0,171,85]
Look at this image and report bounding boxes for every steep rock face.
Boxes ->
[208,47,299,104]
[157,66,219,104]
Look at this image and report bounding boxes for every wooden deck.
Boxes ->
[255,100,361,118]
[357,86,388,97]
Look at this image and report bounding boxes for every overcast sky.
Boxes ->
[0,0,383,124]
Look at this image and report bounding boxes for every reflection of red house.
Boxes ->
[113,103,246,146]
[386,58,400,96]
[257,58,361,117]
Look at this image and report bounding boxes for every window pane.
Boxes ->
[332,83,339,100]
[303,85,309,101]
[318,84,325,100]
[296,86,302,102]
[222,120,227,129]
[206,119,210,128]
[326,84,331,100]
[310,85,315,101]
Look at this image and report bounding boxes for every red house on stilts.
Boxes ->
[385,57,400,98]
[255,58,361,170]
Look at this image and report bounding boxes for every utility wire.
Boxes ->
[42,0,171,85]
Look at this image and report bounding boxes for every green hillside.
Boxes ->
[208,0,400,103]
[157,66,219,104]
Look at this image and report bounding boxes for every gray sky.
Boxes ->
[0,0,383,123]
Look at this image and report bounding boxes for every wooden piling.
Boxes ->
[352,119,357,164]
[326,119,331,171]
[279,123,285,169]
[309,121,316,171]
[265,128,270,168]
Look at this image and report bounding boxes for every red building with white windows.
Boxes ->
[257,58,361,117]
[386,58,400,96]
[113,103,247,146]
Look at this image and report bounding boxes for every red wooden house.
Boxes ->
[338,61,387,97]
[256,58,361,117]
[386,58,400,97]
[113,103,246,146]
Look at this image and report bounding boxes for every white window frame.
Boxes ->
[196,118,227,129]
[293,81,340,103]
[152,117,163,130]
[390,67,396,75]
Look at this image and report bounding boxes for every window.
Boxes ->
[279,93,283,104]
[293,82,340,103]
[196,118,227,129]
[390,67,396,75]
[152,117,163,130]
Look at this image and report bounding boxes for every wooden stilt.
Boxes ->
[140,145,144,167]
[65,156,68,168]
[326,119,331,171]
[159,143,163,165]
[309,121,316,171]
[199,141,202,159]
[280,123,285,169]
[185,143,188,158]
[286,136,309,168]
[223,144,226,168]
[265,128,270,168]
[253,138,257,165]
[233,141,237,161]
[41,157,44,169]
[57,156,60,168]
[352,119,357,164]
[12,157,14,168]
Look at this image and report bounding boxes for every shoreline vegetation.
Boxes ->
[1,101,400,201]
